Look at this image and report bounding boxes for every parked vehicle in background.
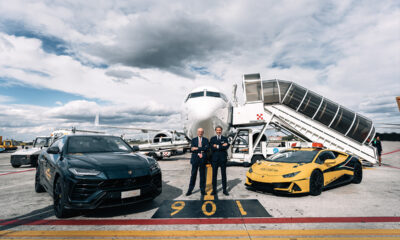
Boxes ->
[228,128,302,167]
[10,136,50,167]
[0,136,18,152]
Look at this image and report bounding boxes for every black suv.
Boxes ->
[35,134,162,218]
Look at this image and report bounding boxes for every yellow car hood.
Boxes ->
[252,161,309,176]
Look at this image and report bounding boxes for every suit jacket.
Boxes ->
[210,135,230,162]
[190,137,209,164]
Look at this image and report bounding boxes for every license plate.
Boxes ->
[121,189,140,199]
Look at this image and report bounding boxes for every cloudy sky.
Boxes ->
[0,0,399,140]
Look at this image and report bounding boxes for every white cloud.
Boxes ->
[0,100,181,141]
[0,0,399,138]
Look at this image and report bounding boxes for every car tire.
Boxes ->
[31,159,38,167]
[53,177,72,218]
[11,162,21,168]
[243,162,251,167]
[35,167,45,193]
[251,155,264,165]
[309,170,324,196]
[352,162,363,184]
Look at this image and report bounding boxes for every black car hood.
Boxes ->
[66,152,151,179]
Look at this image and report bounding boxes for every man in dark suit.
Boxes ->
[186,128,209,196]
[210,126,230,195]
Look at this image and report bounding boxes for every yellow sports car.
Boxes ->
[245,146,363,195]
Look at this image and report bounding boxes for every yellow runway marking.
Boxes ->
[1,229,400,238]
[236,200,247,215]
[203,163,214,200]
[1,238,400,240]
[364,167,376,170]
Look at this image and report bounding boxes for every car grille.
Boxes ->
[71,179,102,201]
[70,175,154,201]
[154,173,162,187]
[248,179,291,192]
[99,176,151,190]
[11,155,28,161]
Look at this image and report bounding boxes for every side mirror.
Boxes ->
[132,146,139,152]
[47,146,60,154]
[325,159,336,165]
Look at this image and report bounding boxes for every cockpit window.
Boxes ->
[206,91,228,102]
[206,91,220,98]
[185,90,228,103]
[190,92,204,98]
[185,91,204,102]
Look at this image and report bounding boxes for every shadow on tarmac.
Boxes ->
[0,181,182,230]
[84,180,182,218]
[213,178,242,197]
[0,205,55,231]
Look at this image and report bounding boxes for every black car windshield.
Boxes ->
[34,137,50,148]
[67,136,132,154]
[267,150,319,163]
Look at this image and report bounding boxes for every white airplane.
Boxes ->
[94,86,233,158]
[182,86,232,139]
[97,86,233,141]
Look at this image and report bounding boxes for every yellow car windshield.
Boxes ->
[267,150,319,163]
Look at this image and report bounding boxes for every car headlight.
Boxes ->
[69,168,101,176]
[283,171,300,178]
[146,156,160,172]
[248,167,253,173]
[150,161,160,172]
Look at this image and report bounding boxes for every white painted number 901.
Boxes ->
[170,200,247,217]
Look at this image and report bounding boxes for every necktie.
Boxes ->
[199,137,202,147]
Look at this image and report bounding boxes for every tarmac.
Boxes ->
[0,141,399,239]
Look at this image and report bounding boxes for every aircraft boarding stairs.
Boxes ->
[232,73,377,164]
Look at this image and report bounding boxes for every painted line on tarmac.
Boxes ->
[151,199,270,218]
[1,216,400,226]
[382,149,400,155]
[203,164,214,201]
[0,168,35,176]
[0,229,400,238]
[0,238,398,240]
[0,238,399,240]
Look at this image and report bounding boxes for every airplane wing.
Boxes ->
[96,124,162,133]
[94,114,190,156]
[94,113,170,133]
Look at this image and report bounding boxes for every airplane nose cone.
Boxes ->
[189,106,217,123]
[185,98,227,139]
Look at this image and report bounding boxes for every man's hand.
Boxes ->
[222,143,228,147]
[191,147,198,151]
[198,153,203,158]
[213,144,217,148]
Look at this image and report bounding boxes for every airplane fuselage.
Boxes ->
[182,86,232,140]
